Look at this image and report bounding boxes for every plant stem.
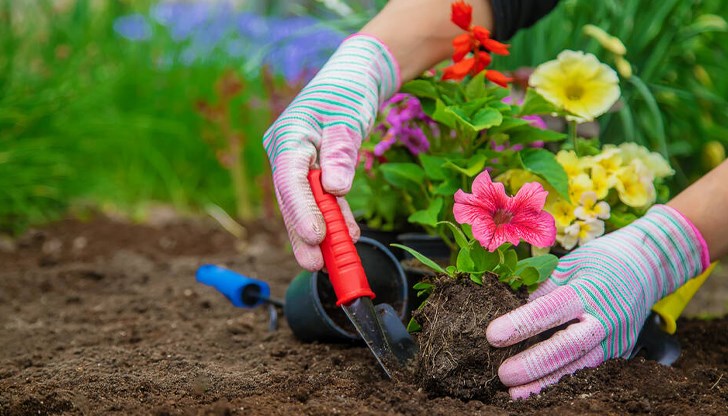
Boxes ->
[569,119,579,156]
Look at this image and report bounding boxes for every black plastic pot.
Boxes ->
[357,223,405,260]
[284,236,409,342]
[396,232,451,261]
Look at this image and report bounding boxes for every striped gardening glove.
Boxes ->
[486,205,710,399]
[263,34,400,271]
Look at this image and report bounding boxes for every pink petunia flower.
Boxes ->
[453,170,556,252]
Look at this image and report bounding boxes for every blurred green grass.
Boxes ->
[0,0,273,233]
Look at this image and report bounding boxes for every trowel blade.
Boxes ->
[630,312,682,365]
[341,297,415,378]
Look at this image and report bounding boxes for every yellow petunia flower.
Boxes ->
[574,191,611,220]
[614,159,656,208]
[529,50,621,122]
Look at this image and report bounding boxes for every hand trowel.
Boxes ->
[308,169,416,378]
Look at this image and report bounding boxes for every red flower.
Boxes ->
[443,58,475,81]
[442,1,512,86]
[452,33,472,62]
[482,38,510,56]
[451,1,473,31]
[486,70,513,88]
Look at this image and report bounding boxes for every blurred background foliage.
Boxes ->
[0,0,726,234]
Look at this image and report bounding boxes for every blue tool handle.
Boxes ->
[196,264,270,308]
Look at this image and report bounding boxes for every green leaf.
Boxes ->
[456,247,476,272]
[519,148,570,199]
[400,79,439,100]
[469,242,500,272]
[407,317,422,333]
[470,108,504,130]
[408,197,443,227]
[413,281,435,297]
[413,281,434,291]
[380,163,425,192]
[419,154,447,180]
[432,99,458,128]
[465,71,487,100]
[518,266,540,285]
[515,254,559,283]
[437,221,469,249]
[469,273,484,285]
[496,246,518,276]
[609,210,639,228]
[450,105,503,131]
[518,88,558,116]
[444,153,487,177]
[461,224,474,240]
[391,244,448,275]
[434,177,460,196]
[509,125,567,144]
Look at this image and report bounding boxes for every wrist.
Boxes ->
[656,205,711,272]
[359,0,493,81]
[633,205,710,293]
[341,34,401,98]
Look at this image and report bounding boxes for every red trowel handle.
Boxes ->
[307,169,374,306]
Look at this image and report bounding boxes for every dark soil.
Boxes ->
[413,276,528,401]
[1,215,727,415]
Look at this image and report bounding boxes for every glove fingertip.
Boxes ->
[322,169,354,196]
[486,316,517,347]
[509,384,542,400]
[293,244,325,272]
[498,357,529,387]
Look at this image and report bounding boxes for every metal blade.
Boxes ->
[341,297,411,378]
[630,312,682,365]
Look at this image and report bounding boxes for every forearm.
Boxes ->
[359,0,493,81]
[668,160,728,261]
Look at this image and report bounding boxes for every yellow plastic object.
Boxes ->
[651,262,718,334]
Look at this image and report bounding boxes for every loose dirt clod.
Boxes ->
[413,275,528,401]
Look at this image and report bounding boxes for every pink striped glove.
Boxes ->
[263,35,400,271]
[486,205,710,399]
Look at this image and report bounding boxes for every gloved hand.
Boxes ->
[263,35,400,271]
[486,205,710,399]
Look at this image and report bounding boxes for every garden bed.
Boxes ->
[1,216,726,415]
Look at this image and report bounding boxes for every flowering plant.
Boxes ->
[349,1,565,235]
[350,1,675,294]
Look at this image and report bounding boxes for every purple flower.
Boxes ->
[372,94,435,156]
[262,17,344,83]
[113,14,152,41]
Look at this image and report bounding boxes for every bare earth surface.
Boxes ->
[0,216,726,415]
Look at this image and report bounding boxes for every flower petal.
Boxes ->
[471,216,497,252]
[443,57,475,80]
[510,210,557,248]
[471,170,510,214]
[482,38,510,55]
[451,0,473,31]
[486,70,512,88]
[453,189,484,225]
[509,182,548,215]
[472,26,491,44]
